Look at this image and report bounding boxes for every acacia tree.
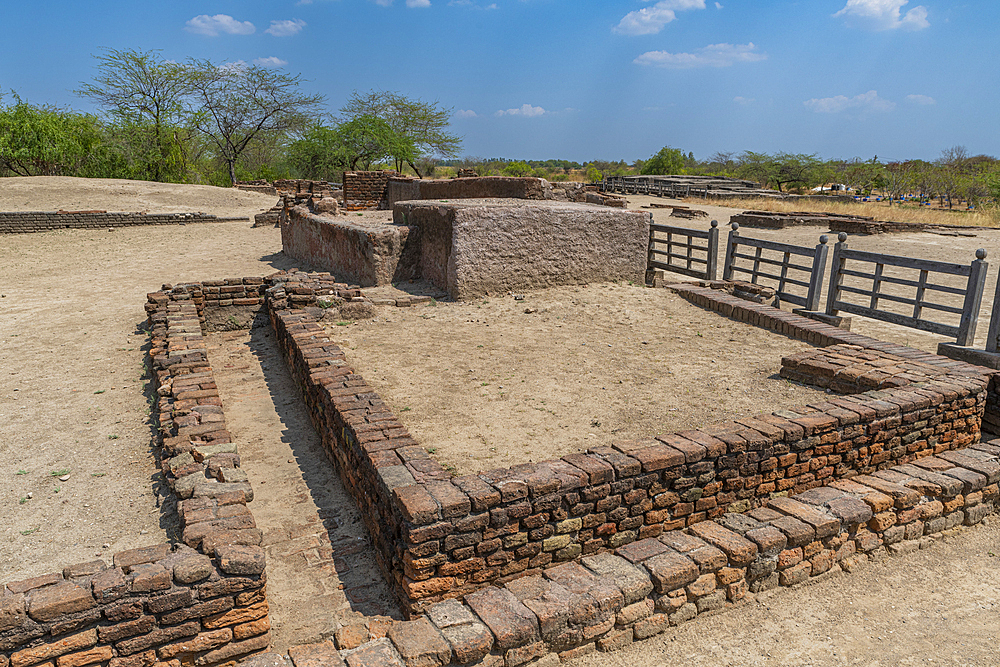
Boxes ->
[340,90,461,176]
[640,146,685,175]
[186,60,325,185]
[77,49,193,182]
[0,95,104,176]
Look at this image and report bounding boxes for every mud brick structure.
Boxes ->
[384,177,548,209]
[253,181,341,227]
[385,177,624,210]
[6,258,1000,667]
[728,211,877,230]
[343,172,401,211]
[280,206,418,287]
[234,181,278,197]
[391,199,649,299]
[281,199,649,297]
[0,212,247,235]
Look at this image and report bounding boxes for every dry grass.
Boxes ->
[708,196,1000,229]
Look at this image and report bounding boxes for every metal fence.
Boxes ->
[826,232,989,346]
[647,220,720,281]
[722,223,830,311]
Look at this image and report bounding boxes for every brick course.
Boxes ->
[0,212,247,234]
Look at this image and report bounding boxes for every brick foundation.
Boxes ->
[5,270,999,667]
[0,212,247,234]
[343,172,401,211]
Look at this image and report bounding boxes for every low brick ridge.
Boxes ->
[0,277,307,667]
[263,276,993,620]
[276,441,999,667]
[0,211,248,234]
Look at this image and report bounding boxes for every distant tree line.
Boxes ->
[2,53,998,211]
[0,49,461,186]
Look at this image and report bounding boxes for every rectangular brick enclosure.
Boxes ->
[4,268,999,667]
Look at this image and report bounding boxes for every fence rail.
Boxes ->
[826,232,988,346]
[722,223,829,311]
[604,176,710,199]
[647,220,719,281]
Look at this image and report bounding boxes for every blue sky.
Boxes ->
[1,0,997,164]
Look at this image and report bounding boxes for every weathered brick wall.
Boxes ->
[280,206,420,287]
[0,543,271,667]
[286,442,998,667]
[8,269,998,667]
[0,212,247,234]
[263,275,991,620]
[343,172,400,210]
[1,285,273,667]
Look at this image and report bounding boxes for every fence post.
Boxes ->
[722,222,740,281]
[956,249,988,347]
[706,220,720,282]
[804,235,830,312]
[825,232,849,316]
[986,268,1000,353]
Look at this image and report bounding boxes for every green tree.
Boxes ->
[76,48,194,182]
[288,125,348,180]
[501,161,532,177]
[336,115,415,171]
[640,146,685,175]
[186,60,325,185]
[771,153,828,192]
[340,90,461,176]
[0,95,105,176]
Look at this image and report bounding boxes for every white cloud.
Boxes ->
[455,109,478,118]
[495,104,546,117]
[253,57,288,67]
[906,94,936,105]
[834,0,929,31]
[407,0,431,6]
[185,14,256,36]
[733,96,754,105]
[218,60,248,74]
[804,90,895,113]
[634,42,766,68]
[372,0,393,6]
[614,0,706,36]
[715,2,723,8]
[265,19,307,36]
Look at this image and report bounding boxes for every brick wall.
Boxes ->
[6,270,999,667]
[264,275,992,619]
[343,172,401,210]
[0,212,247,235]
[1,283,274,667]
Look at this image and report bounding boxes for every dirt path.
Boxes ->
[572,516,1000,667]
[206,330,401,653]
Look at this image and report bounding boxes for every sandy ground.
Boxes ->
[0,175,277,215]
[325,285,823,476]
